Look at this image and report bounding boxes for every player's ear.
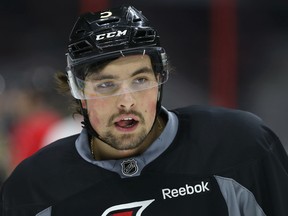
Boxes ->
[81,100,87,109]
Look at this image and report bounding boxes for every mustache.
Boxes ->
[107,110,145,126]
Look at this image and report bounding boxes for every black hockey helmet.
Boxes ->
[66,5,168,100]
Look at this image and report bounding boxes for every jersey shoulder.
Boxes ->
[173,105,262,127]
[172,105,265,139]
[2,135,79,187]
[170,105,275,169]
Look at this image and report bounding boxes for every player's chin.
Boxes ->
[117,135,146,150]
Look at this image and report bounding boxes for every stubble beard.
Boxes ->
[101,128,148,150]
[100,110,149,150]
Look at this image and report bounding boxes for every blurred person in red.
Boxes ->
[8,89,61,171]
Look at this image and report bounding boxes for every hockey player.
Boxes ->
[1,5,288,216]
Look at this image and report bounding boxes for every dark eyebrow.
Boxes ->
[92,74,117,81]
[87,73,118,81]
[131,67,154,77]
[88,66,154,81]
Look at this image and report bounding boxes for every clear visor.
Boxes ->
[67,70,167,99]
[67,48,168,100]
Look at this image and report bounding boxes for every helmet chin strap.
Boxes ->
[80,85,164,148]
[79,101,104,142]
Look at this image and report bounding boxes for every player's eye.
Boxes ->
[131,75,158,91]
[133,77,149,85]
[94,81,119,94]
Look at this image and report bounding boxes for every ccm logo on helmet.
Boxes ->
[96,30,128,41]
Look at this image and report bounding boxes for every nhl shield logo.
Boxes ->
[121,159,138,177]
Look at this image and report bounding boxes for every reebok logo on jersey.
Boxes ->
[162,181,210,200]
[101,199,154,216]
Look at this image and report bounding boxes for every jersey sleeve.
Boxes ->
[258,126,288,215]
[231,123,288,216]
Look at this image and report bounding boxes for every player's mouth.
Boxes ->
[114,116,139,132]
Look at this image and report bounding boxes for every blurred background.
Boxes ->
[0,0,287,184]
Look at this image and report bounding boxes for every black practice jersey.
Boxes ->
[1,106,288,215]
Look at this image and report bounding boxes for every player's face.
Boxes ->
[81,55,158,151]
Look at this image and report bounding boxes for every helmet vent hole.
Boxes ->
[96,18,120,26]
[133,17,142,23]
[77,41,91,49]
[75,29,86,36]
[133,29,156,43]
[69,41,93,55]
[135,30,146,37]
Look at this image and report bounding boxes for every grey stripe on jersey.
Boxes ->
[214,175,266,216]
[35,206,51,216]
